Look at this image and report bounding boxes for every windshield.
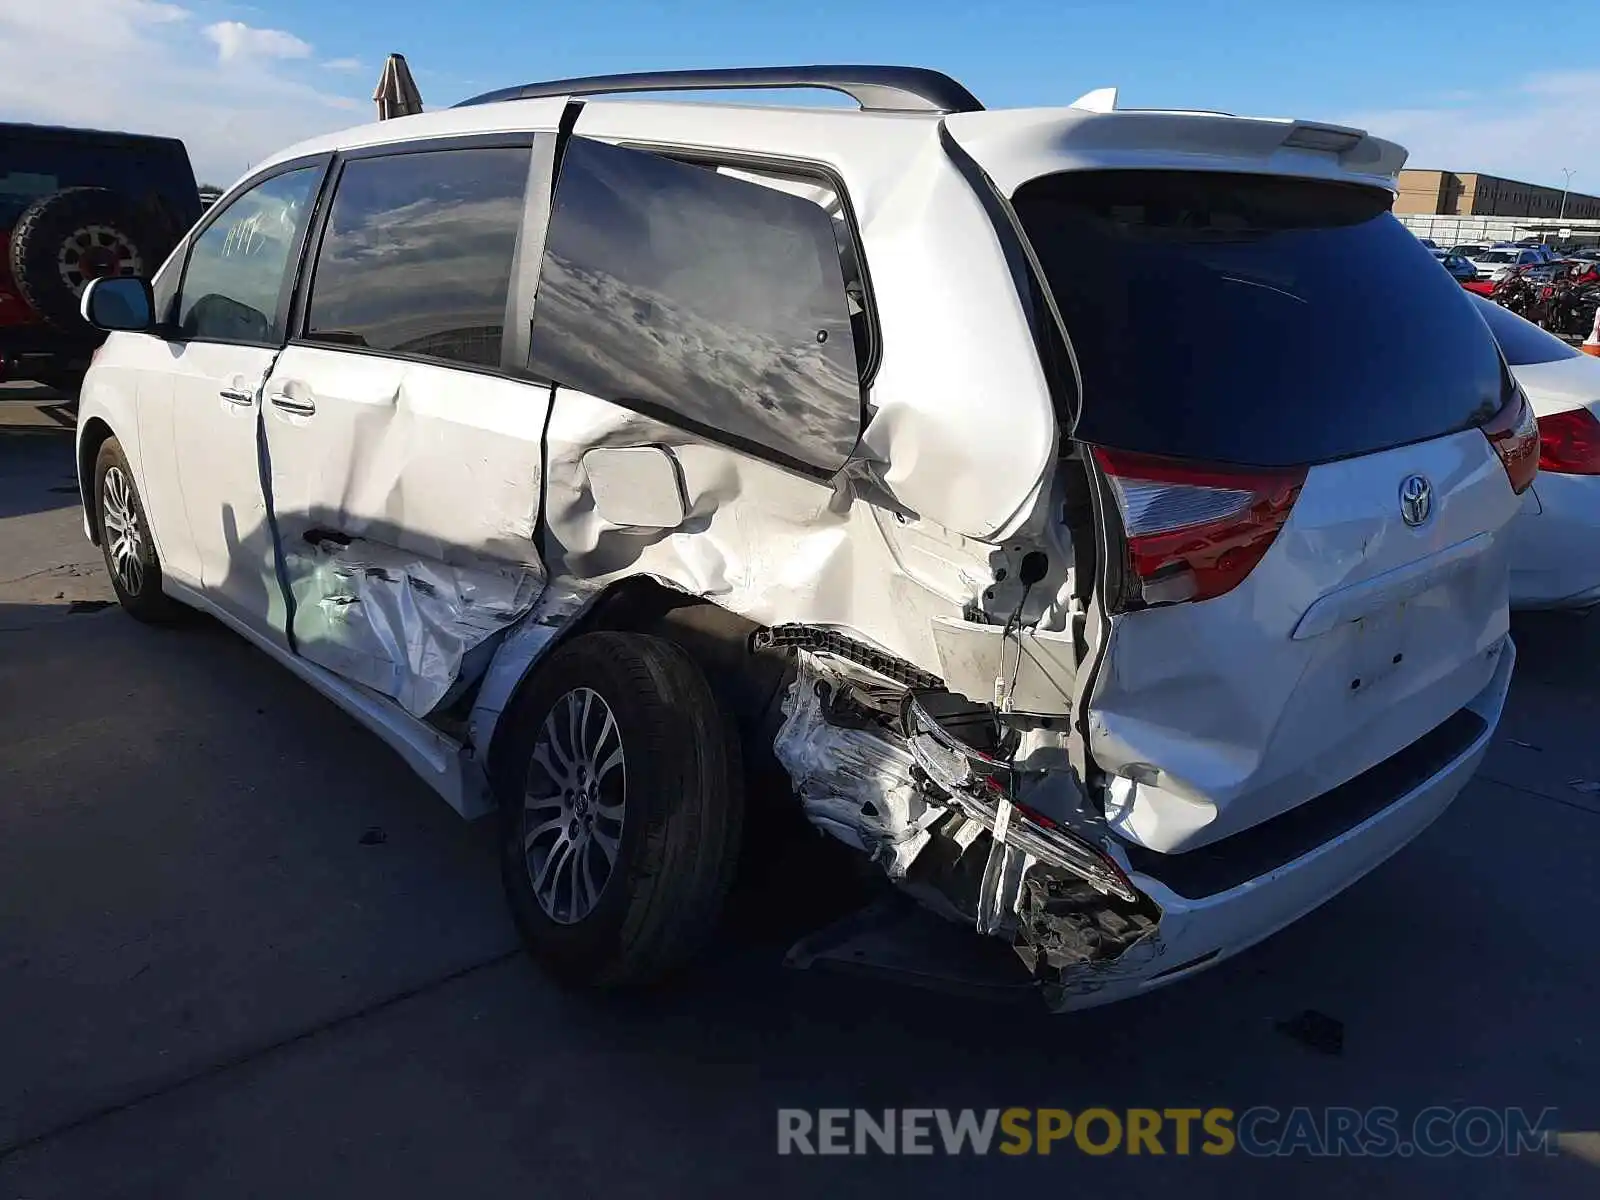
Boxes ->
[1478,251,1516,262]
[1011,170,1509,467]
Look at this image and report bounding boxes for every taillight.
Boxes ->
[1481,389,1540,494]
[1536,407,1600,475]
[1092,446,1306,609]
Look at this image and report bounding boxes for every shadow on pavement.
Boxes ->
[0,385,82,522]
[1510,607,1600,690]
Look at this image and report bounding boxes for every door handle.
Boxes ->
[219,386,255,406]
[268,393,316,416]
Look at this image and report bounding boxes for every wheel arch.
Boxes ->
[477,576,795,804]
[77,415,117,545]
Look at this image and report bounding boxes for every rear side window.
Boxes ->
[528,137,862,476]
[1472,295,1582,365]
[305,146,530,369]
[1012,171,1509,466]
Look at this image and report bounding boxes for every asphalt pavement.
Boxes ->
[1,381,1597,1197]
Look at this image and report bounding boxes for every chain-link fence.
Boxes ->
[1397,213,1600,253]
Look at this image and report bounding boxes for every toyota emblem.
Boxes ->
[1399,474,1433,527]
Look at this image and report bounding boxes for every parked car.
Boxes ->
[74,65,1529,1011]
[1450,243,1492,259]
[1417,236,1439,249]
[1432,248,1479,282]
[1,123,199,391]
[1473,296,1600,608]
[1470,246,1545,281]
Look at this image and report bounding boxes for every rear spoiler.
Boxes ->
[942,107,1408,196]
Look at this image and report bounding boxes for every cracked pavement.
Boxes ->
[0,383,1596,1197]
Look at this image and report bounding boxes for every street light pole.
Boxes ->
[1560,168,1575,220]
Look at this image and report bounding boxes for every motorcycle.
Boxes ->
[1491,265,1600,338]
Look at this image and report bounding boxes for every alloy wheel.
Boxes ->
[522,687,627,924]
[101,465,144,596]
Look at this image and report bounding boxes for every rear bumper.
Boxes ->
[1046,635,1513,1012]
[1509,475,1600,609]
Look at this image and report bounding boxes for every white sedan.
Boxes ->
[1470,247,1544,281]
[1474,296,1600,608]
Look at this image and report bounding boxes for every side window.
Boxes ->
[304,146,529,368]
[176,166,319,344]
[528,137,863,476]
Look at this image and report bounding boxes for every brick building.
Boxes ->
[1396,169,1600,219]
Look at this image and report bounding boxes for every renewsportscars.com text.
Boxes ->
[777,1106,1561,1158]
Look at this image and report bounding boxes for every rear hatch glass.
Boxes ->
[1011,170,1510,467]
[1471,294,1581,365]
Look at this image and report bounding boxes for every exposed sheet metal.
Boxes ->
[466,580,595,760]
[929,615,1078,714]
[771,654,942,877]
[286,534,543,716]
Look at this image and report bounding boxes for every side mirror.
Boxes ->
[81,277,155,333]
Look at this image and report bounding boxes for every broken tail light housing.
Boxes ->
[1092,446,1306,609]
[901,692,1138,903]
[1481,388,1540,493]
[1535,406,1600,475]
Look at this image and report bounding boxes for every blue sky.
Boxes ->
[4,0,1596,190]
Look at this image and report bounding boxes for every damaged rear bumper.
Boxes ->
[1040,635,1514,1012]
[768,625,1511,1013]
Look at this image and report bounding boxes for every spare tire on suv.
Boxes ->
[8,187,155,331]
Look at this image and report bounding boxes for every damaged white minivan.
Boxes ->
[75,66,1536,1010]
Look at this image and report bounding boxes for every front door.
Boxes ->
[260,139,552,717]
[165,162,325,644]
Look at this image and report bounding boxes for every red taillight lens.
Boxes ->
[1092,447,1306,609]
[1536,407,1600,475]
[1481,389,1540,494]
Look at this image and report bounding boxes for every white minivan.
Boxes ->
[74,66,1534,1009]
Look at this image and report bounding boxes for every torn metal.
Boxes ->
[286,533,543,717]
[769,648,1161,983]
[771,653,945,877]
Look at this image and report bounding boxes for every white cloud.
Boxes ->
[0,0,367,183]
[203,20,312,63]
[322,57,364,72]
[1342,70,1600,191]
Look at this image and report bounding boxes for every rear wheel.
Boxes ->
[496,631,744,987]
[94,438,179,623]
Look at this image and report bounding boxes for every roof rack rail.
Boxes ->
[454,65,984,115]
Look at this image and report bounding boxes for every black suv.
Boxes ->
[2,123,201,391]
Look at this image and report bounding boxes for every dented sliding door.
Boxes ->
[259,130,561,716]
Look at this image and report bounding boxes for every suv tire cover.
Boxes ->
[8,187,157,331]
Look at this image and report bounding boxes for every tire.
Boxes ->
[495,631,744,987]
[9,188,157,331]
[93,438,179,623]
